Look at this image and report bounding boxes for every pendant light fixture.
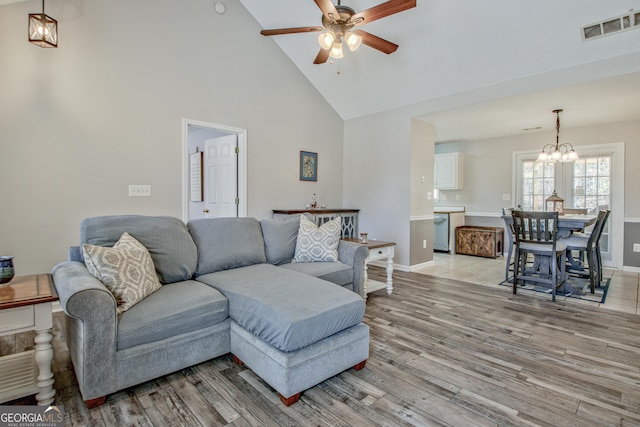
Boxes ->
[28,0,58,48]
[537,109,579,162]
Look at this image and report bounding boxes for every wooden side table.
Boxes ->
[344,239,396,298]
[0,274,58,406]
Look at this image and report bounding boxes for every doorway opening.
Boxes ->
[181,119,247,222]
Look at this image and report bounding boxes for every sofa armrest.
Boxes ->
[337,240,369,297]
[51,261,118,401]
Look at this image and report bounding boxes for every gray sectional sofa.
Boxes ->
[51,215,370,407]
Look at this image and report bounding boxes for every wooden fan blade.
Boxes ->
[313,48,331,64]
[314,0,340,21]
[350,0,416,26]
[260,26,323,36]
[353,30,398,54]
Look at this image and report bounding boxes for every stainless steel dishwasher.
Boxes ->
[434,213,449,252]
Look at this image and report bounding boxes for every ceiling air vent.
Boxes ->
[581,10,640,41]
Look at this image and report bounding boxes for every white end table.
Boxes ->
[0,274,58,405]
[344,239,396,298]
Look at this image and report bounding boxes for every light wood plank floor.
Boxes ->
[4,267,640,426]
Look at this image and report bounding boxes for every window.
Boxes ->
[571,156,610,214]
[572,155,611,256]
[521,160,555,211]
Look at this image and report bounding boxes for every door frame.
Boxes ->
[181,118,247,221]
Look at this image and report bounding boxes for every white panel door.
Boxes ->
[204,134,238,218]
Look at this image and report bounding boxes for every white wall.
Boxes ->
[0,0,344,274]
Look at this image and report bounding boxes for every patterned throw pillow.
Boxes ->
[82,232,161,314]
[292,215,341,263]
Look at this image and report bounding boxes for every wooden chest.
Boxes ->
[455,226,504,258]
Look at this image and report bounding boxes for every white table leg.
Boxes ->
[386,256,394,295]
[34,328,55,406]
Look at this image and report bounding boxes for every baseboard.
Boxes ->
[622,265,640,273]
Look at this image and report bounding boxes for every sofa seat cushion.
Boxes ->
[117,280,228,350]
[196,264,365,352]
[278,262,353,287]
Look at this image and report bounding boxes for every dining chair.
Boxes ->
[501,207,523,284]
[511,210,567,302]
[561,210,610,293]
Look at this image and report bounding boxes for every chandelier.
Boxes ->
[537,109,579,162]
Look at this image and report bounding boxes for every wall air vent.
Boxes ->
[581,10,640,41]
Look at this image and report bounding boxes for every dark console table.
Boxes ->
[272,209,359,239]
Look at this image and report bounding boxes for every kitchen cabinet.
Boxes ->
[434,152,464,190]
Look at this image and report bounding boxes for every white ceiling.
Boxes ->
[239,0,640,142]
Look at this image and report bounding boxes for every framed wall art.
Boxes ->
[300,151,317,182]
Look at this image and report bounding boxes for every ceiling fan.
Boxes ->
[260,0,417,64]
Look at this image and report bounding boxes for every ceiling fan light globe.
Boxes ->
[318,31,335,50]
[329,41,344,58]
[344,31,362,51]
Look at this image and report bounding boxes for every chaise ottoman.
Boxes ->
[196,263,369,405]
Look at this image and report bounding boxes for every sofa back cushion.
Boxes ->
[188,217,267,276]
[80,215,197,284]
[259,215,300,265]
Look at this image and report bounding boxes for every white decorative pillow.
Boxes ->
[292,215,341,263]
[82,232,162,314]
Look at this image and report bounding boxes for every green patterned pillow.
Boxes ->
[292,215,341,263]
[82,232,161,313]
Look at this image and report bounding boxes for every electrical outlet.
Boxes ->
[634,243,640,253]
[455,194,460,201]
[129,185,151,197]
[503,193,511,201]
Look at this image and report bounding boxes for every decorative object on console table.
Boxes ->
[344,239,395,299]
[455,226,504,259]
[0,274,58,405]
[273,209,359,239]
[0,256,15,284]
[299,151,317,182]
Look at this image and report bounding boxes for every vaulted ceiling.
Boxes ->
[239,0,640,142]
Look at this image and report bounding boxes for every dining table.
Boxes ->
[556,213,597,238]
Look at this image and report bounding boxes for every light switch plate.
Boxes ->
[503,193,511,200]
[129,185,151,197]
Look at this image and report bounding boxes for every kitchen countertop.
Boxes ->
[434,207,465,214]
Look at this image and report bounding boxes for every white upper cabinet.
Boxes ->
[434,152,464,190]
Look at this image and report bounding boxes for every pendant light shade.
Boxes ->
[329,40,344,59]
[318,31,335,50]
[344,31,362,51]
[28,0,57,48]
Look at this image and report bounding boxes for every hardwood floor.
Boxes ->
[5,267,640,426]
